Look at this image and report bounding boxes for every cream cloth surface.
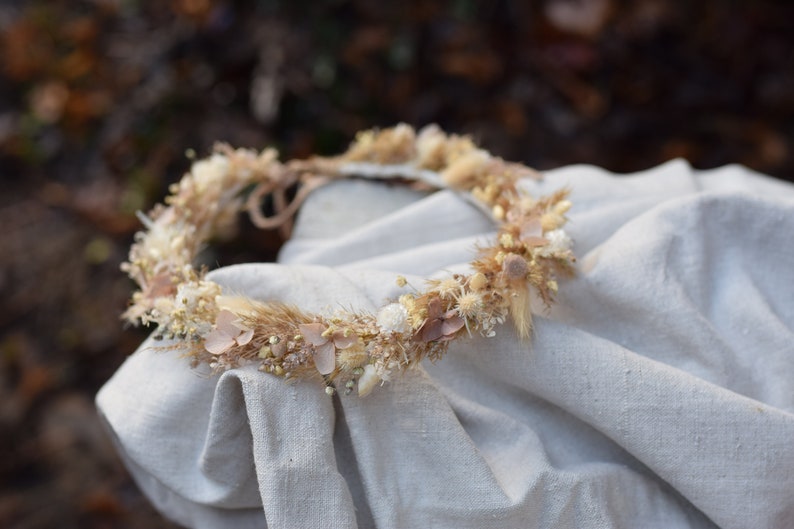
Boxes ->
[97,159,794,529]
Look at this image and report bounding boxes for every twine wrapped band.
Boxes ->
[122,124,575,396]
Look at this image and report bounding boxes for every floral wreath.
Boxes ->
[122,124,575,396]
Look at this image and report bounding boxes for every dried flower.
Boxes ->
[191,153,229,193]
[541,211,565,231]
[434,277,462,299]
[455,292,484,320]
[536,229,573,257]
[440,149,490,190]
[377,303,411,334]
[205,310,254,355]
[519,217,547,247]
[418,298,465,342]
[298,323,358,375]
[416,125,446,169]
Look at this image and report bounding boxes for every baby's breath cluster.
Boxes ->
[123,125,575,396]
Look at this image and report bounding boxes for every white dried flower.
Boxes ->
[537,229,572,257]
[191,153,229,192]
[143,222,178,261]
[175,282,201,311]
[374,359,400,382]
[377,302,410,333]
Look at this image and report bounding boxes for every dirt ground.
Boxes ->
[1,1,792,527]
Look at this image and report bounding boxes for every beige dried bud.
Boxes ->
[416,125,446,169]
[554,200,572,215]
[357,364,380,396]
[541,212,564,231]
[441,149,490,189]
[499,233,515,248]
[469,272,487,291]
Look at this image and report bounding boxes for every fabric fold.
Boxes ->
[98,159,794,528]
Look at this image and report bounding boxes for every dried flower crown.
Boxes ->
[122,124,575,396]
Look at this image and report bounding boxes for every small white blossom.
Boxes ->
[143,222,177,260]
[175,283,200,311]
[537,229,572,257]
[374,358,400,382]
[191,153,229,192]
[377,303,410,333]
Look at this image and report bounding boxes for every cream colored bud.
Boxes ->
[499,233,515,248]
[541,212,563,231]
[357,364,380,397]
[416,131,445,168]
[520,197,536,211]
[441,149,490,189]
[469,272,487,291]
[554,200,572,215]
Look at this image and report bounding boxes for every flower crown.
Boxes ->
[122,124,575,396]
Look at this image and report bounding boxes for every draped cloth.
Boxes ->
[97,159,794,528]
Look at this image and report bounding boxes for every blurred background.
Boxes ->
[1,0,792,527]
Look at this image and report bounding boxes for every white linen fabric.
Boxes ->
[97,159,794,529]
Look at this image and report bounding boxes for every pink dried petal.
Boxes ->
[426,298,443,319]
[146,273,175,298]
[522,236,548,248]
[313,341,336,375]
[205,330,234,355]
[332,330,358,350]
[236,328,254,346]
[441,314,465,336]
[216,310,241,336]
[299,323,328,346]
[421,319,444,342]
[520,217,543,240]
